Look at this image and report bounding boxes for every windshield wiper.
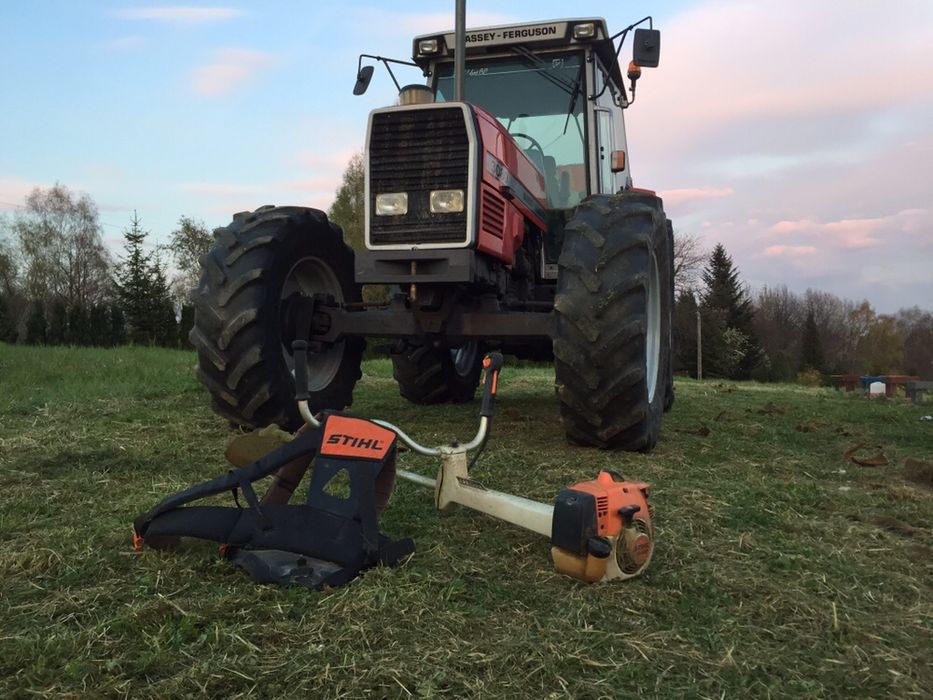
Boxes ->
[509,45,579,96]
[562,61,585,135]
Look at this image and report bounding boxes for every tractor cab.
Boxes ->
[415,19,638,209]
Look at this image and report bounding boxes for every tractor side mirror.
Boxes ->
[353,65,375,95]
[632,28,660,68]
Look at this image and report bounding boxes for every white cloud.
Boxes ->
[116,6,243,24]
[354,9,519,37]
[179,182,260,197]
[104,35,147,50]
[189,49,279,97]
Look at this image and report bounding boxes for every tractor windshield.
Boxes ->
[435,51,587,209]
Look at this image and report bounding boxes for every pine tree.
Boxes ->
[47,300,68,345]
[109,304,127,346]
[149,252,178,347]
[25,301,47,345]
[115,212,155,344]
[800,309,824,372]
[178,304,195,348]
[700,244,761,379]
[88,304,110,346]
[0,294,17,343]
[672,289,698,377]
[66,303,90,345]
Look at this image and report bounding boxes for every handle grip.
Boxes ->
[479,352,504,418]
[292,340,309,401]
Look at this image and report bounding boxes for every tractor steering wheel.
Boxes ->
[510,132,546,166]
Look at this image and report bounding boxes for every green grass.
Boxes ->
[1,343,931,698]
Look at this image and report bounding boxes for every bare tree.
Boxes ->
[896,306,933,378]
[329,153,364,252]
[805,289,858,372]
[754,284,804,360]
[12,184,112,306]
[0,233,17,298]
[168,215,213,303]
[672,230,706,295]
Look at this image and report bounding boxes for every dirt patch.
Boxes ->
[904,457,933,489]
[848,513,922,538]
[755,401,786,416]
[843,443,889,467]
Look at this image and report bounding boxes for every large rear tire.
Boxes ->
[392,340,483,404]
[190,206,364,430]
[553,193,671,451]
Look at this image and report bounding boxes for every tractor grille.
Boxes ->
[369,107,470,246]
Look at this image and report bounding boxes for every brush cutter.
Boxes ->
[133,345,654,587]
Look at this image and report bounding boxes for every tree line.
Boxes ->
[3,177,931,382]
[672,244,933,382]
[0,184,212,348]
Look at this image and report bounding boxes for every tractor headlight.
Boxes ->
[429,189,464,213]
[573,22,596,39]
[418,38,439,55]
[375,192,408,216]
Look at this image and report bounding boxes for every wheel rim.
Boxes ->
[646,251,661,403]
[450,341,479,378]
[281,257,345,393]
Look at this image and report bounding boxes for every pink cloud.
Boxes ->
[0,178,50,211]
[660,186,734,207]
[765,209,929,251]
[627,0,933,157]
[190,49,279,97]
[117,7,243,24]
[763,245,817,257]
[283,177,343,193]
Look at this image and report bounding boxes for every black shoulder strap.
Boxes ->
[133,427,323,538]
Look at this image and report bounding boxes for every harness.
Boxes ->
[132,414,414,589]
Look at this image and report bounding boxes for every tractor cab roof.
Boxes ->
[412,18,625,92]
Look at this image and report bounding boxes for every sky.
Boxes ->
[1,0,931,313]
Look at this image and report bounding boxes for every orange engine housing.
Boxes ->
[566,470,651,539]
[550,470,653,583]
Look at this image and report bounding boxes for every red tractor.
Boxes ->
[190,15,673,451]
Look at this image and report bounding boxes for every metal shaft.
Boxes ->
[454,0,466,101]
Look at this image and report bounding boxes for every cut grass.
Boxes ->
[1,343,931,698]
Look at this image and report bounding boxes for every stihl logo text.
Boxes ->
[326,434,384,451]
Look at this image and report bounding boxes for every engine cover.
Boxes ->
[550,470,653,582]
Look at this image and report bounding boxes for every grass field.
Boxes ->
[1,343,931,698]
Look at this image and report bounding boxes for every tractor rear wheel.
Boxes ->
[553,193,671,451]
[392,340,484,404]
[190,206,364,430]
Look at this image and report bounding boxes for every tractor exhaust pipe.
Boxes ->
[454,0,466,101]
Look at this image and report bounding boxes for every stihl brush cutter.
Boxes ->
[133,345,654,587]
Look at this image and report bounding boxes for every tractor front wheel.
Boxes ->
[190,206,364,430]
[553,193,672,451]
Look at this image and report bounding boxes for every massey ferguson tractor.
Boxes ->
[189,14,674,451]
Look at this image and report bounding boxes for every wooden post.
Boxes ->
[696,305,702,380]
